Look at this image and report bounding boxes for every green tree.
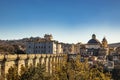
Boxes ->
[6,65,19,80]
[6,63,51,80]
[52,55,111,80]
[19,63,51,80]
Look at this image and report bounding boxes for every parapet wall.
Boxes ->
[0,54,66,80]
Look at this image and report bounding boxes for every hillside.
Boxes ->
[0,38,29,54]
[109,43,120,48]
[0,37,43,54]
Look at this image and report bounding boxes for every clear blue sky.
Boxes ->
[0,0,120,43]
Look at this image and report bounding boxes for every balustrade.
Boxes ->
[0,54,65,80]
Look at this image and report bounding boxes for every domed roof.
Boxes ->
[88,39,100,44]
[87,34,101,44]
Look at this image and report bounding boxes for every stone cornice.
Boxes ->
[0,55,4,61]
[5,54,17,61]
[18,54,27,60]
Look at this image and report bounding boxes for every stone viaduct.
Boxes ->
[0,54,65,80]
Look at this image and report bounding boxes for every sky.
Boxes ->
[0,0,120,44]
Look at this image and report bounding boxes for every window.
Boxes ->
[44,50,46,53]
[49,46,50,48]
[49,50,50,53]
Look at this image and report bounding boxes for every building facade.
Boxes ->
[26,34,82,54]
[26,34,109,55]
[26,34,63,54]
[81,34,109,57]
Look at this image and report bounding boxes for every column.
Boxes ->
[34,54,41,67]
[49,56,53,74]
[45,57,49,73]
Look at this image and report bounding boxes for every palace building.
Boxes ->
[26,34,63,54]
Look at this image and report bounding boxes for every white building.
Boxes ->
[26,34,63,54]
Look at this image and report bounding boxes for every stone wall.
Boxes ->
[0,54,65,80]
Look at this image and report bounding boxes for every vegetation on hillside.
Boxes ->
[0,37,42,54]
[0,38,27,54]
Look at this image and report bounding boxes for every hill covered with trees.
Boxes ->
[0,37,41,54]
[109,43,120,48]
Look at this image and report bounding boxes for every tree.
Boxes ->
[6,65,19,80]
[6,63,51,80]
[52,55,111,80]
[19,63,51,80]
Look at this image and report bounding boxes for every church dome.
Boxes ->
[87,34,101,44]
[88,39,100,44]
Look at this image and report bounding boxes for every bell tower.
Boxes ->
[102,37,108,48]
